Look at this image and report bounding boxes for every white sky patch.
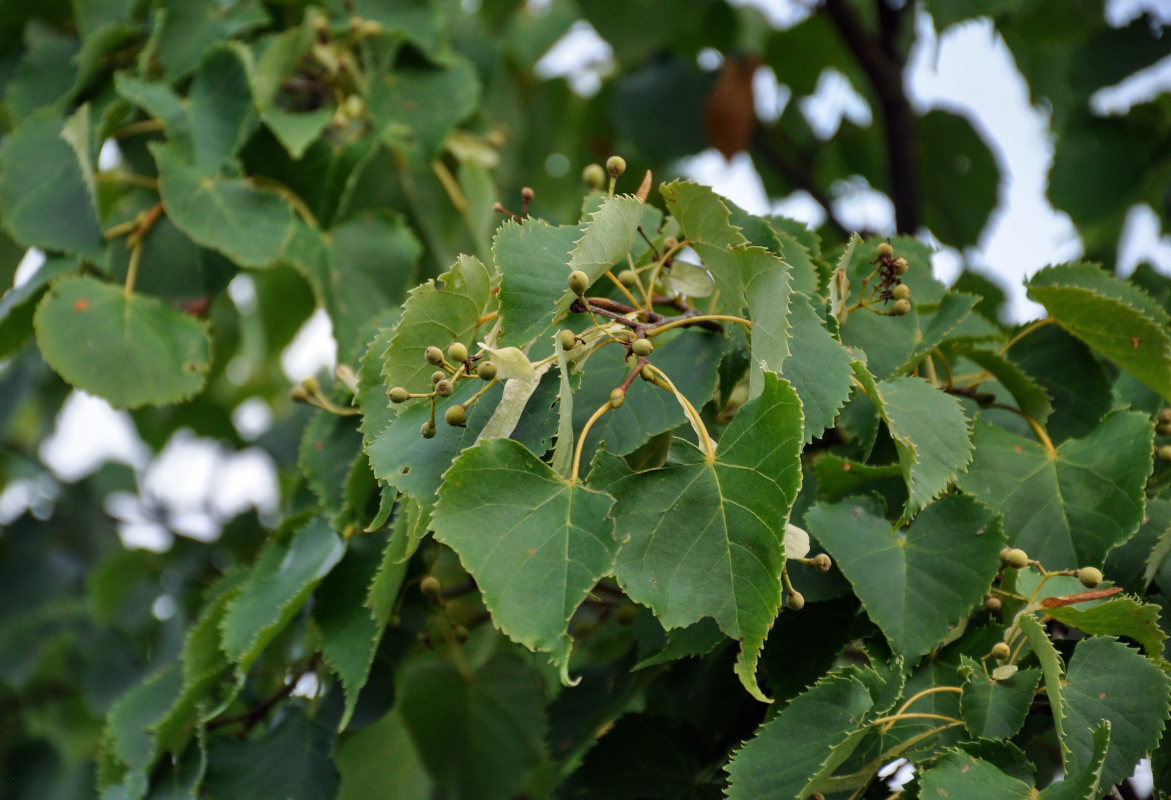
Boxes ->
[232,397,274,440]
[40,391,150,481]
[281,308,337,383]
[726,0,811,29]
[534,20,614,96]
[1117,204,1171,277]
[13,247,45,288]
[679,150,772,215]
[799,68,873,139]
[1091,54,1171,115]
[907,12,1080,321]
[754,65,791,124]
[831,176,896,235]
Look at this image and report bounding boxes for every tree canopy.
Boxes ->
[2,1,1171,798]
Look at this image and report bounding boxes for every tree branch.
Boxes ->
[823,0,920,234]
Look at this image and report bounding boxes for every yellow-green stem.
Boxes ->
[571,400,613,483]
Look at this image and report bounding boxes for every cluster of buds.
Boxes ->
[387,341,498,437]
[873,242,911,316]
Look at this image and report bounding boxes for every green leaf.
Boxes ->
[0,256,79,358]
[1039,722,1111,800]
[152,143,295,268]
[1006,322,1112,442]
[0,110,104,260]
[432,439,617,681]
[850,366,974,521]
[960,348,1054,427]
[367,56,481,162]
[33,276,211,409]
[99,664,183,793]
[202,707,339,800]
[494,217,583,347]
[154,0,268,80]
[917,749,1034,800]
[1060,636,1170,787]
[956,410,1152,568]
[1027,262,1171,403]
[367,374,556,508]
[187,44,255,170]
[918,109,1000,248]
[959,656,1041,739]
[4,24,79,117]
[725,671,876,799]
[590,373,803,701]
[396,649,548,800]
[299,411,362,523]
[219,516,344,673]
[249,18,333,160]
[1046,596,1166,658]
[290,212,422,363]
[335,708,432,800]
[313,535,387,731]
[572,328,730,459]
[380,253,492,397]
[780,293,855,442]
[805,494,1005,660]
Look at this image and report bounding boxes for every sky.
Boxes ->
[5,0,1171,552]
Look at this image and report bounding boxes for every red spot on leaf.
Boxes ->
[853,506,862,518]
[1099,692,1107,699]
[1132,336,1142,349]
[73,298,90,312]
[313,440,324,451]
[961,764,969,773]
[1013,445,1022,453]
[842,462,852,472]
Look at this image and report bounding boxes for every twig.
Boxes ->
[823,0,920,234]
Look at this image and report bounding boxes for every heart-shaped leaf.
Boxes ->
[34,276,211,409]
[805,493,1005,659]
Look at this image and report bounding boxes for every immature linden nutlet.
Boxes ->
[891,283,911,301]
[448,342,468,363]
[389,386,410,403]
[631,338,654,357]
[568,270,590,297]
[477,361,498,381]
[445,404,467,427]
[425,345,444,365]
[876,242,893,259]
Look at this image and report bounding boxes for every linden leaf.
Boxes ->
[431,439,617,682]
[34,276,211,409]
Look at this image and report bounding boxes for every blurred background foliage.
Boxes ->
[0,0,1169,796]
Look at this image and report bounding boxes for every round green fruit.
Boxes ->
[389,386,411,403]
[435,379,453,398]
[892,283,911,301]
[420,576,441,597]
[445,405,467,426]
[990,642,1011,660]
[568,270,590,297]
[559,329,577,351]
[448,342,468,363]
[1077,566,1103,588]
[420,420,437,439]
[582,163,606,189]
[876,242,893,259]
[425,345,444,365]
[893,257,909,275]
[890,298,911,316]
[631,338,654,357]
[787,590,805,611]
[478,361,497,381]
[609,388,626,408]
[606,155,627,177]
[1001,548,1030,569]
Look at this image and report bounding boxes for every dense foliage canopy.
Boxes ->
[2,0,1171,798]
